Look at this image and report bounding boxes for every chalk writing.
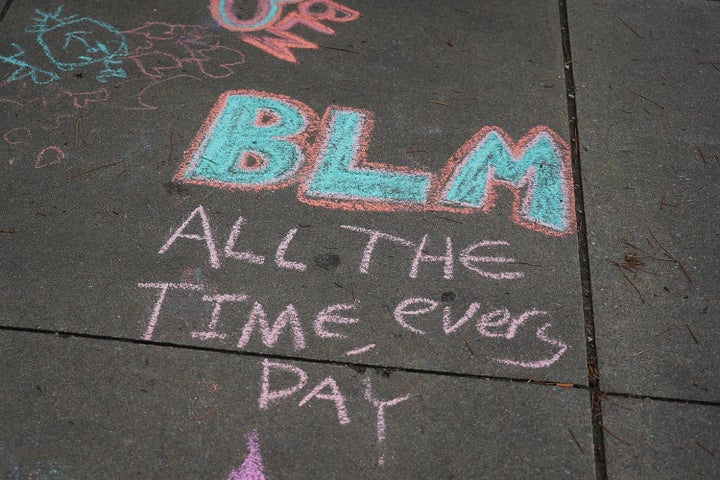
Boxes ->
[259,359,409,465]
[141,207,568,368]
[157,206,525,279]
[137,288,567,368]
[227,429,266,480]
[177,91,574,235]
[210,0,360,62]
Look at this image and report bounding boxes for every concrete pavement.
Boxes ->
[1,0,718,478]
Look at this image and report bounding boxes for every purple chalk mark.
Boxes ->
[493,323,568,368]
[159,205,221,269]
[192,293,249,340]
[459,240,524,280]
[259,359,308,409]
[345,343,376,356]
[298,376,351,425]
[227,428,266,480]
[410,235,453,279]
[224,215,265,264]
[363,377,411,466]
[138,282,203,340]
[274,228,306,271]
[340,225,414,274]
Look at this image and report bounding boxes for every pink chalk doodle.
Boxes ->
[227,429,266,480]
[2,14,246,167]
[35,146,65,168]
[363,377,411,466]
[159,205,221,269]
[210,0,360,62]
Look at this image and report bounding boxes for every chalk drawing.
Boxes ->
[210,0,360,62]
[259,359,309,409]
[274,228,308,271]
[177,90,318,191]
[300,107,433,210]
[339,226,415,273]
[137,282,204,340]
[298,376,351,425]
[345,343,376,356]
[0,43,59,85]
[437,127,574,236]
[2,15,246,167]
[256,360,412,465]
[314,303,359,339]
[363,377,411,466]
[492,323,568,369]
[158,205,221,269]
[0,6,129,85]
[179,92,573,236]
[35,146,65,168]
[192,294,249,340]
[224,215,266,264]
[237,302,307,350]
[227,429,266,480]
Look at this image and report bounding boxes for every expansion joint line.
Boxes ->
[558,1,607,479]
[0,0,15,23]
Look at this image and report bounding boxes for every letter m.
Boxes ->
[438,127,574,236]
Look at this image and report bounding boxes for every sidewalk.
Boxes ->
[0,1,717,478]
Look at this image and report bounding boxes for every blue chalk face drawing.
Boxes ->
[0,43,60,84]
[0,6,128,85]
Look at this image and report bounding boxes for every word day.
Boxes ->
[258,359,411,466]
[158,205,527,280]
[210,0,360,62]
[176,91,574,236]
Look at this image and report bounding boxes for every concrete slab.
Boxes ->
[602,396,720,479]
[0,330,595,479]
[568,0,720,400]
[0,0,586,383]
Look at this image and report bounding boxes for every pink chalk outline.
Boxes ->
[433,126,575,237]
[174,90,319,192]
